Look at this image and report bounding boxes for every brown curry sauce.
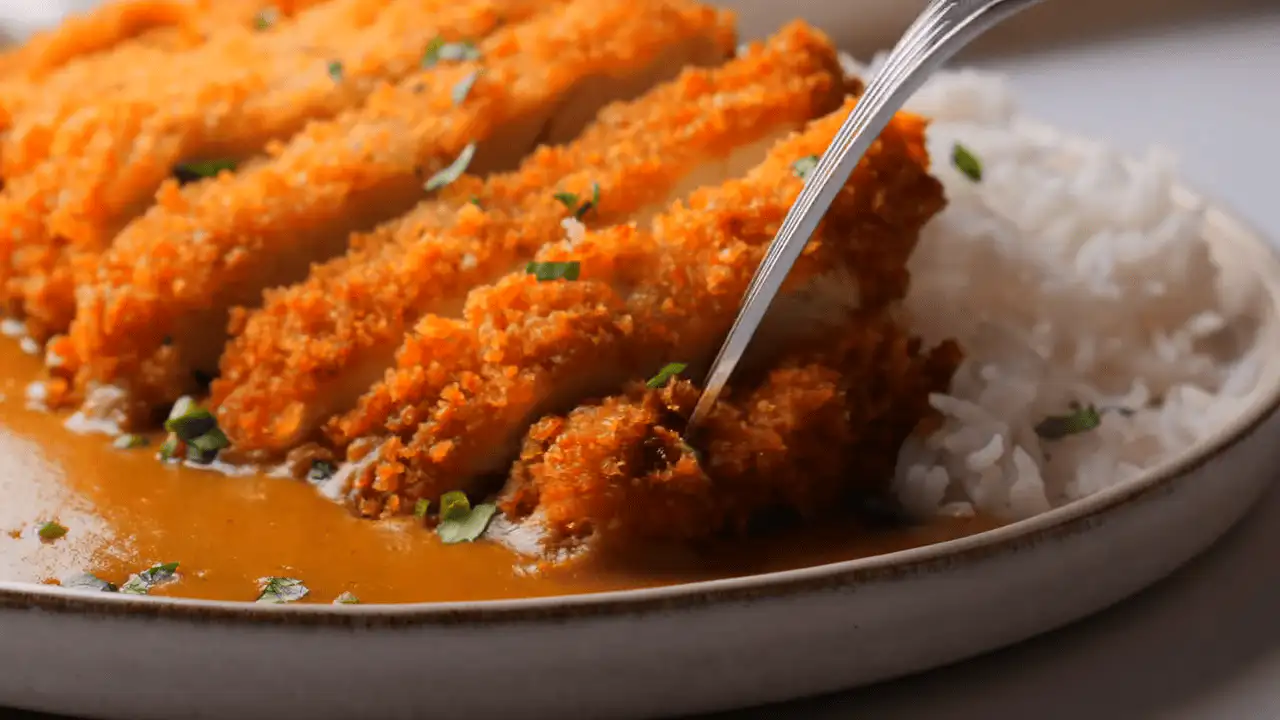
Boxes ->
[0,342,999,604]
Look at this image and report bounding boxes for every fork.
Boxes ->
[687,0,1047,430]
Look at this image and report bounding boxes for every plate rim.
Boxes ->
[2,154,1277,628]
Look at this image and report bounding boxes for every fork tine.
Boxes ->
[688,0,1047,430]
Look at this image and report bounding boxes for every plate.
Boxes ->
[0,167,1277,720]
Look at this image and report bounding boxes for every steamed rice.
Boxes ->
[873,64,1264,521]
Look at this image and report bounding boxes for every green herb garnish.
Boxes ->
[163,398,228,463]
[37,521,68,541]
[645,362,688,390]
[436,493,497,545]
[422,37,481,68]
[165,398,213,440]
[113,433,148,450]
[307,459,336,483]
[952,143,982,182]
[425,143,476,192]
[158,433,182,462]
[256,577,309,604]
[333,591,360,605]
[327,60,344,82]
[553,183,599,219]
[120,562,180,595]
[63,573,118,593]
[439,491,470,521]
[468,196,483,208]
[525,261,580,282]
[414,498,431,519]
[452,69,482,105]
[253,6,278,31]
[1034,404,1102,440]
[792,155,819,180]
[173,159,237,185]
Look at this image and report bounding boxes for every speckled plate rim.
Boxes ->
[1,147,1277,627]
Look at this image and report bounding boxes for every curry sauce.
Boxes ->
[0,340,998,605]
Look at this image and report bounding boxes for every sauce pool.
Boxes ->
[0,342,1000,604]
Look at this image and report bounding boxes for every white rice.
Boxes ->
[868,65,1266,522]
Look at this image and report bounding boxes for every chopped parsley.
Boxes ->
[252,6,278,31]
[792,155,819,180]
[439,491,470,521]
[554,183,600,219]
[63,573,118,593]
[468,196,483,208]
[158,433,182,462]
[422,37,481,68]
[173,159,237,185]
[113,433,148,450]
[645,362,688,390]
[452,69,482,105]
[525,261,580,282]
[37,521,68,541]
[1034,404,1102,440]
[424,143,476,192]
[333,591,360,605]
[327,60,344,82]
[436,492,497,544]
[952,143,982,182]
[256,577,309,604]
[414,498,431,519]
[165,399,216,440]
[164,398,229,463]
[307,459,336,483]
[120,562,180,595]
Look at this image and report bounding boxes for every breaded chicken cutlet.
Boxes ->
[211,21,849,455]
[335,97,946,519]
[0,0,329,80]
[499,314,962,550]
[59,0,734,416]
[1,0,557,336]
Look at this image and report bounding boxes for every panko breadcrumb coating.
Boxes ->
[4,0,551,336]
[63,0,735,414]
[0,0,329,80]
[212,21,846,455]
[499,314,962,548]
[337,97,946,519]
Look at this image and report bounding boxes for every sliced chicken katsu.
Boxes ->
[499,315,961,552]
[61,0,736,415]
[0,0,328,80]
[212,22,847,456]
[333,98,947,518]
[1,0,553,335]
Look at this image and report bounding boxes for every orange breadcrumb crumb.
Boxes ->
[212,21,845,454]
[0,0,329,80]
[64,0,735,412]
[336,97,946,518]
[499,314,962,548]
[3,0,551,336]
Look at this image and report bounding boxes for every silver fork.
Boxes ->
[687,0,1047,430]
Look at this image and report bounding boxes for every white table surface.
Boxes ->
[717,8,1280,720]
[2,4,1279,720]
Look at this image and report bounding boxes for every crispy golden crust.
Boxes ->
[338,99,946,518]
[4,0,549,336]
[0,0,323,80]
[64,0,736,409]
[212,22,844,454]
[499,315,962,547]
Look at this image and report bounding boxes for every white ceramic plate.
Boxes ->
[0,173,1276,720]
